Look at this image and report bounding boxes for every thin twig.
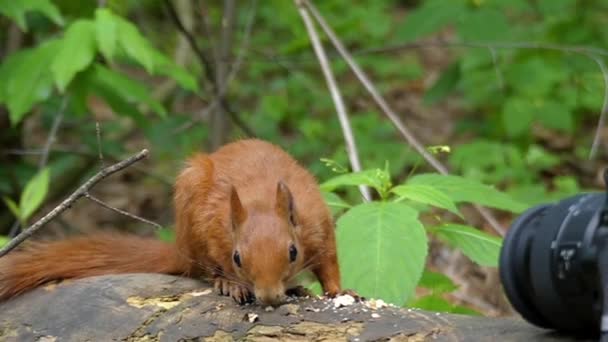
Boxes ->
[225,0,258,86]
[303,0,505,235]
[0,149,150,257]
[294,0,371,201]
[210,0,237,149]
[84,192,162,230]
[589,54,608,159]
[38,96,69,169]
[163,0,255,139]
[163,0,215,85]
[95,122,105,167]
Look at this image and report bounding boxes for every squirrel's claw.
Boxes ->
[214,277,254,305]
[286,285,314,298]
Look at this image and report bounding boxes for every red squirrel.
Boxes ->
[0,139,345,306]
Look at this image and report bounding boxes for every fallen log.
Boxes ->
[0,274,588,341]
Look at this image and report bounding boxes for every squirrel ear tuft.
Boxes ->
[230,186,247,231]
[276,181,297,226]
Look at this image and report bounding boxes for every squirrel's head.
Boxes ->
[229,181,304,306]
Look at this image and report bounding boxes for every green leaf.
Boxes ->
[156,227,175,242]
[116,16,155,73]
[398,0,466,42]
[150,51,199,92]
[322,191,351,216]
[501,98,534,137]
[3,196,21,219]
[429,224,502,267]
[418,270,458,294]
[51,20,97,92]
[89,64,167,119]
[408,173,527,213]
[337,202,428,305]
[391,184,461,217]
[95,8,118,61]
[0,40,61,125]
[457,7,511,41]
[423,62,460,105]
[321,169,391,198]
[0,0,64,31]
[19,168,50,222]
[0,235,8,248]
[535,101,574,133]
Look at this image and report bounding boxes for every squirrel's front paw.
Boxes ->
[285,285,314,298]
[214,277,254,304]
[326,289,364,302]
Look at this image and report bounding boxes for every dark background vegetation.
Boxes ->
[1,0,607,317]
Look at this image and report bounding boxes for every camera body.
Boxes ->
[500,193,605,333]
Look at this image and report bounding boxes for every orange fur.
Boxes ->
[0,139,342,305]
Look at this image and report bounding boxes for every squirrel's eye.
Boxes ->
[233,251,242,267]
[289,244,298,263]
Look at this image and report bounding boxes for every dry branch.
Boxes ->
[302,0,506,235]
[163,0,255,140]
[0,149,150,258]
[295,0,371,201]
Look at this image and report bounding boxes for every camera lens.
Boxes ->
[500,193,604,333]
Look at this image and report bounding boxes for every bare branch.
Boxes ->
[95,122,105,167]
[84,192,162,230]
[164,0,215,85]
[0,149,150,258]
[38,96,69,170]
[589,54,608,160]
[225,0,258,86]
[302,0,506,235]
[294,0,371,201]
[163,0,255,140]
[210,0,237,150]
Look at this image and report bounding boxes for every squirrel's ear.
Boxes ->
[230,186,247,231]
[276,181,297,226]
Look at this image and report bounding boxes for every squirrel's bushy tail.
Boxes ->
[0,233,188,300]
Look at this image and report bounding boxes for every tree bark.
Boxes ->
[0,274,589,341]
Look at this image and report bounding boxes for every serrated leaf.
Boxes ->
[116,17,155,73]
[418,270,458,294]
[408,173,527,213]
[337,202,428,305]
[430,224,502,267]
[321,169,391,198]
[3,196,21,219]
[0,0,64,31]
[95,8,118,61]
[150,51,199,92]
[51,20,97,92]
[20,168,50,221]
[391,184,461,217]
[89,64,167,118]
[0,40,60,125]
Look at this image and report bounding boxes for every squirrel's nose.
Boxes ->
[255,287,286,306]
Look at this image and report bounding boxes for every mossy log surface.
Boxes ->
[0,274,587,341]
